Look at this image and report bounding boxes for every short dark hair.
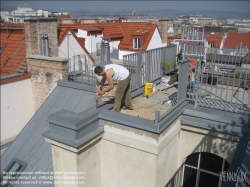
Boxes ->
[94,66,104,74]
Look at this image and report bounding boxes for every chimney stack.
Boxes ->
[100,36,111,66]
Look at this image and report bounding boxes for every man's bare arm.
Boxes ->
[100,69,114,95]
[97,75,106,92]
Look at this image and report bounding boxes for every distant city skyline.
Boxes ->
[1,1,250,14]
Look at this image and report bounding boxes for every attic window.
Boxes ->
[0,158,27,186]
[0,45,5,53]
[133,38,141,49]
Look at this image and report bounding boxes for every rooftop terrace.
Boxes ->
[76,44,250,121]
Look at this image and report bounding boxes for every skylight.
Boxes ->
[0,45,5,53]
[0,158,27,186]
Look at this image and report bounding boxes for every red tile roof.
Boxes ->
[224,31,250,49]
[0,24,26,76]
[205,33,223,48]
[84,22,157,51]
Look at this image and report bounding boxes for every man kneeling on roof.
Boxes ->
[94,64,133,112]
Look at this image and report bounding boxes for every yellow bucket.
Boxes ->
[144,82,153,96]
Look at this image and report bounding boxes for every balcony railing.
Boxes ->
[177,59,250,114]
[68,54,96,85]
[123,45,178,91]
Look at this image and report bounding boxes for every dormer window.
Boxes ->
[0,45,5,53]
[133,38,141,49]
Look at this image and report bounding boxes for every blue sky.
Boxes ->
[1,1,250,13]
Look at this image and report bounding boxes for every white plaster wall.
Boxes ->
[76,29,103,53]
[47,116,240,187]
[48,135,102,187]
[119,50,137,60]
[109,41,120,49]
[156,118,182,187]
[0,79,34,145]
[177,125,239,167]
[58,31,88,59]
[147,29,167,50]
[78,140,101,187]
[99,119,238,187]
[156,134,181,187]
[101,121,158,187]
[101,139,157,187]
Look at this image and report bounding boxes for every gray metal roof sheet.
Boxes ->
[0,81,96,187]
[1,79,249,187]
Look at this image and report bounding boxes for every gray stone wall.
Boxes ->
[24,18,58,60]
[157,19,169,44]
[27,56,68,111]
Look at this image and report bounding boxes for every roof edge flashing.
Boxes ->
[43,127,103,149]
[24,17,57,21]
[27,55,68,62]
[57,80,96,92]
[44,108,103,148]
[157,101,189,133]
[99,110,158,133]
[47,109,100,130]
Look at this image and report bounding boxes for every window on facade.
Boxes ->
[182,152,230,187]
[0,46,5,53]
[0,158,27,186]
[133,38,141,49]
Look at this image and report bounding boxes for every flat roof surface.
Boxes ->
[120,83,178,120]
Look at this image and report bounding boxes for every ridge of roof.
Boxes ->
[83,22,157,51]
[58,25,94,62]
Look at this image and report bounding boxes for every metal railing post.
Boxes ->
[177,60,189,104]
[145,51,150,82]
[195,60,201,107]
[137,53,142,89]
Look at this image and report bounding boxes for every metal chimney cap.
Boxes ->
[101,36,109,41]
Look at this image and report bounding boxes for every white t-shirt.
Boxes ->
[104,64,129,82]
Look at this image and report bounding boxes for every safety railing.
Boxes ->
[177,59,250,114]
[13,42,26,72]
[0,39,26,73]
[180,44,249,66]
[68,54,96,85]
[123,45,177,91]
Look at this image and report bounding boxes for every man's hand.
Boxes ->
[96,87,101,93]
[99,90,105,95]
